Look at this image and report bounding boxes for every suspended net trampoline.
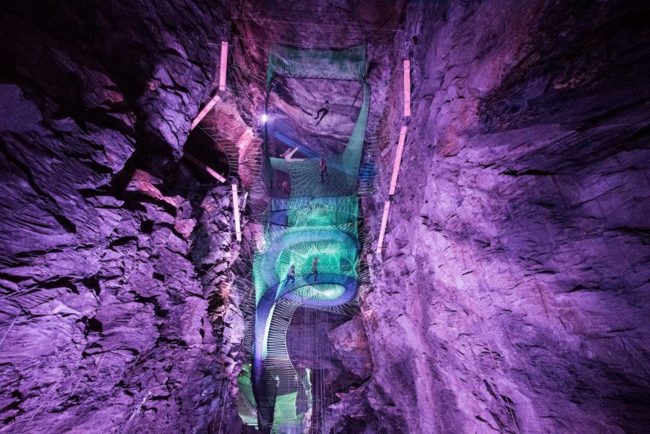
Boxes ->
[238,44,370,433]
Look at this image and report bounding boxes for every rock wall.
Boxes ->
[335,1,650,433]
[0,1,242,433]
[2,0,649,433]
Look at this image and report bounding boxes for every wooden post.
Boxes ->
[377,58,412,259]
[403,59,411,117]
[232,183,242,242]
[190,94,221,130]
[219,41,229,92]
[388,126,408,196]
[183,152,226,182]
[376,200,391,254]
[284,147,299,160]
[190,40,228,129]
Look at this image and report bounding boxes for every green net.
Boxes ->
[254,196,360,304]
[263,45,370,198]
[241,44,369,432]
[266,45,367,83]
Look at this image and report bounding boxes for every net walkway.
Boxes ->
[240,44,370,433]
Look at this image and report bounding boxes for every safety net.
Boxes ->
[240,44,369,433]
[262,45,370,198]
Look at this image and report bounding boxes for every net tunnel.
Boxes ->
[239,44,370,433]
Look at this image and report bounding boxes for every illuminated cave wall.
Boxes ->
[1,1,649,433]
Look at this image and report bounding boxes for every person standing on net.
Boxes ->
[314,100,330,125]
[319,157,328,183]
[308,257,319,282]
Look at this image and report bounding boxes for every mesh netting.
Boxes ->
[242,44,369,432]
[263,45,370,198]
[266,45,367,82]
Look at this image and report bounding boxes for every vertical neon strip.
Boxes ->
[403,59,411,117]
[389,126,408,196]
[219,41,229,91]
[232,183,242,242]
[376,200,391,254]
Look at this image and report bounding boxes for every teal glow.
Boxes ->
[241,44,370,431]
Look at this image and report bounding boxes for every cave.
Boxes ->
[1,1,649,433]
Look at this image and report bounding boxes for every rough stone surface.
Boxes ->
[0,2,243,433]
[2,0,650,433]
[347,1,650,433]
[328,315,372,380]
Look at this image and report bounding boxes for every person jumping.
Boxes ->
[314,100,330,125]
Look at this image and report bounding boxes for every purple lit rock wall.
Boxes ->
[0,2,245,432]
[1,0,649,433]
[327,1,650,433]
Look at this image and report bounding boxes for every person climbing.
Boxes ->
[307,257,319,282]
[314,100,330,125]
[319,157,328,183]
[285,265,296,287]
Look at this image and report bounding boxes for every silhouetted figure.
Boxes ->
[286,265,296,287]
[280,180,290,195]
[319,157,328,182]
[307,257,319,282]
[314,100,330,125]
